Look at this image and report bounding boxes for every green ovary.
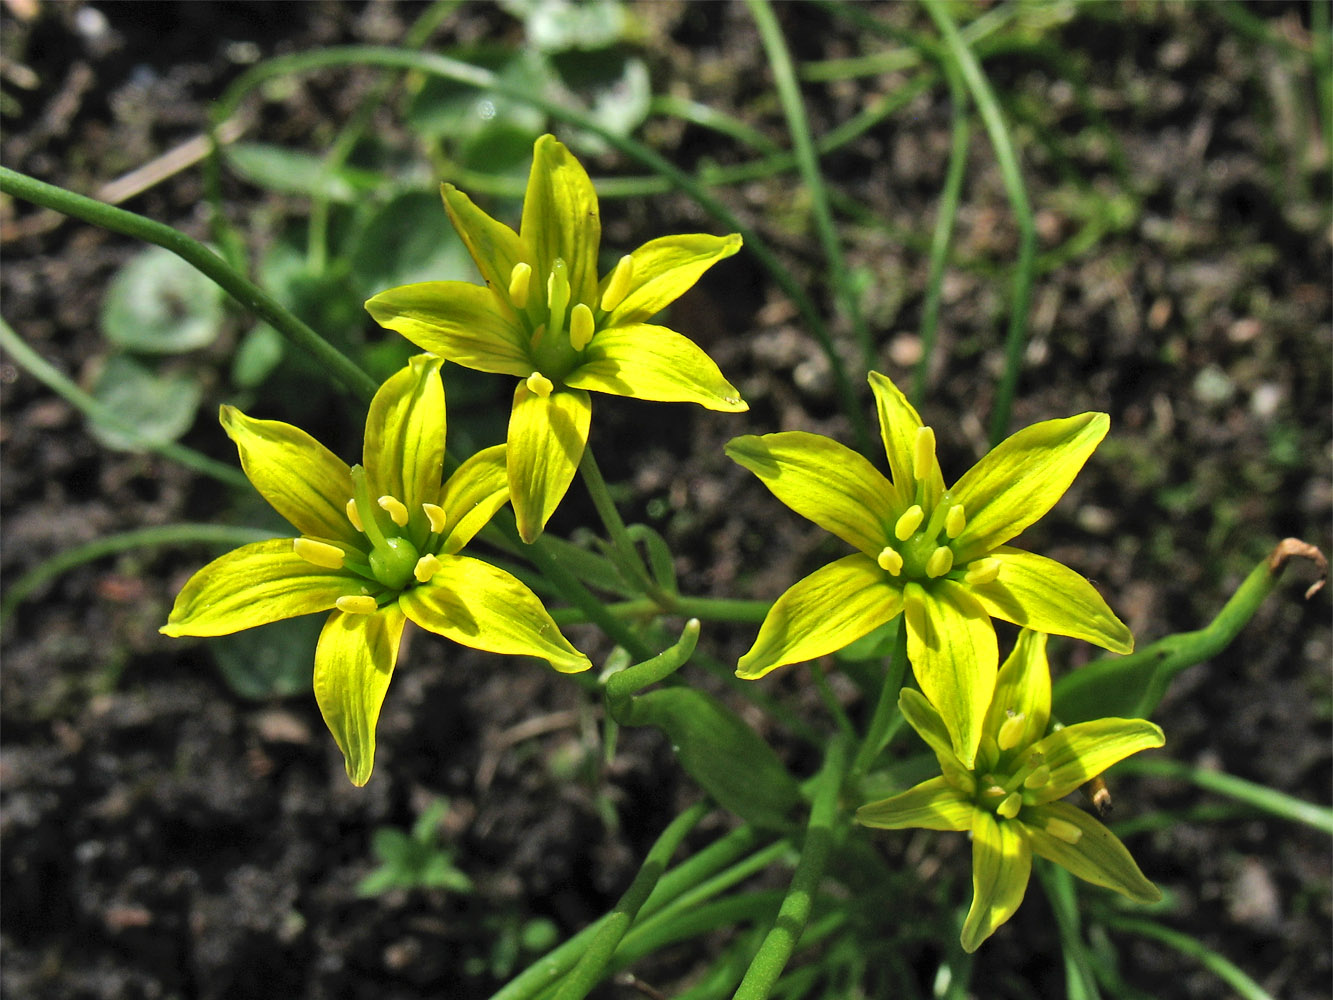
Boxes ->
[368,536,421,591]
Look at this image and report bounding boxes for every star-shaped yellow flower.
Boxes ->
[727,371,1133,766]
[858,630,1163,952]
[161,355,589,784]
[365,134,747,542]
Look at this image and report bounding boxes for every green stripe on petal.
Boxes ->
[726,432,896,556]
[440,182,526,297]
[365,281,532,376]
[437,444,509,554]
[970,547,1134,653]
[161,539,367,637]
[962,811,1032,953]
[1026,718,1165,805]
[898,689,967,774]
[521,135,600,309]
[857,775,975,832]
[364,355,445,518]
[983,630,1052,757]
[399,554,590,673]
[903,580,998,768]
[220,406,358,546]
[313,604,406,786]
[737,554,902,679]
[868,371,937,510]
[1023,800,1162,904]
[602,233,743,327]
[950,411,1109,561]
[506,383,591,543]
[567,323,746,412]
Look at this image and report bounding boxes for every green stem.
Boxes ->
[0,317,247,489]
[577,445,658,600]
[1035,862,1101,1000]
[733,736,850,1000]
[1098,915,1273,1000]
[747,0,872,374]
[914,58,970,408]
[923,0,1037,446]
[1,524,280,629]
[0,166,378,404]
[850,620,909,783]
[552,801,711,1000]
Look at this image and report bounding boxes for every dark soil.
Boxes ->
[2,3,1329,999]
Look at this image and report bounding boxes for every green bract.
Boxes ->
[857,630,1164,952]
[365,134,747,543]
[727,370,1133,766]
[161,355,590,785]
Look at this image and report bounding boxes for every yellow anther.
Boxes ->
[378,495,410,527]
[945,504,966,539]
[569,302,595,351]
[894,504,925,541]
[422,503,447,534]
[964,558,1001,587]
[925,545,954,579]
[508,262,532,309]
[526,371,554,398]
[345,499,364,532]
[293,537,345,570]
[912,426,937,482]
[997,792,1023,819]
[600,253,634,312]
[1044,818,1084,844]
[1023,765,1051,789]
[413,553,442,583]
[997,711,1027,751]
[877,546,904,576]
[335,595,379,615]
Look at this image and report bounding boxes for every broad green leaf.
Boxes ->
[208,613,321,699]
[568,322,746,411]
[398,553,589,673]
[226,142,382,202]
[88,354,203,451]
[971,547,1133,654]
[313,605,406,786]
[737,554,903,679]
[725,432,895,556]
[502,0,632,51]
[351,191,476,297]
[101,246,224,354]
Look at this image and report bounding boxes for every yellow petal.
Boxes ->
[506,383,591,543]
[567,322,746,412]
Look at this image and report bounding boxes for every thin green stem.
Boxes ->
[1035,862,1101,1000]
[552,801,712,1000]
[1098,915,1274,1000]
[747,0,872,374]
[914,58,970,407]
[0,166,378,403]
[577,445,660,602]
[733,735,850,1000]
[923,0,1037,446]
[1,524,280,629]
[0,317,248,489]
[850,621,909,783]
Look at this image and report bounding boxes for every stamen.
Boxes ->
[568,303,595,351]
[526,371,554,398]
[422,503,447,534]
[963,558,1001,587]
[877,546,904,576]
[508,262,532,309]
[924,546,954,578]
[335,595,379,615]
[345,499,364,532]
[600,254,634,312]
[894,504,925,541]
[413,553,442,583]
[293,537,345,570]
[378,495,410,527]
[912,426,936,482]
[945,504,966,538]
[997,792,1023,819]
[546,258,570,342]
[1023,765,1051,789]
[997,711,1027,751]
[1043,818,1084,844]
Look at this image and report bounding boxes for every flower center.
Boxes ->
[508,256,605,385]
